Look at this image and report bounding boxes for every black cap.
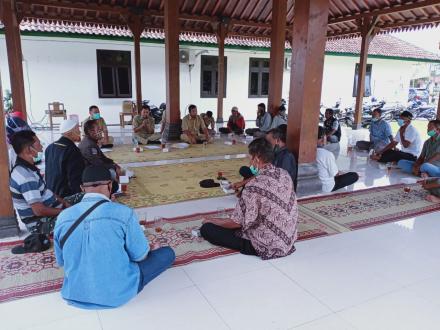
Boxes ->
[82,165,112,184]
[11,233,51,254]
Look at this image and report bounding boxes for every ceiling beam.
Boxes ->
[329,0,440,25]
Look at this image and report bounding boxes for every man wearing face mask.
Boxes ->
[201,138,298,260]
[397,120,440,178]
[356,108,393,152]
[82,105,113,148]
[54,165,175,309]
[266,125,297,189]
[45,120,86,198]
[371,111,422,163]
[9,130,70,235]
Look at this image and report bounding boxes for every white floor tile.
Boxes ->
[197,267,332,330]
[137,267,195,297]
[338,288,440,330]
[183,253,271,286]
[98,286,228,330]
[292,314,356,330]
[272,243,403,312]
[21,313,102,330]
[406,275,440,307]
[0,292,92,330]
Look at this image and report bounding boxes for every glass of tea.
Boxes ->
[403,186,411,193]
[154,216,163,233]
[217,171,223,180]
[121,184,128,193]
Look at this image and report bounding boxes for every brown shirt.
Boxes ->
[133,115,155,137]
[182,114,206,135]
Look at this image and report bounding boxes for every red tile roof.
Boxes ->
[4,19,440,62]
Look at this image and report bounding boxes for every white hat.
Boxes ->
[59,119,79,134]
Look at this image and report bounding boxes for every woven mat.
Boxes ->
[118,158,247,208]
[107,141,248,164]
[1,183,439,303]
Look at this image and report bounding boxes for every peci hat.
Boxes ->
[82,165,112,184]
[11,233,51,254]
[59,119,79,134]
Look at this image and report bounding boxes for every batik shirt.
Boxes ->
[232,164,298,260]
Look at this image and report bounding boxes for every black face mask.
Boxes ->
[273,144,280,153]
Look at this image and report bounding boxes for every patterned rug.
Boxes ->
[1,183,439,303]
[107,141,248,164]
[118,158,247,208]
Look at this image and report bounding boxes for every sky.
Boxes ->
[391,26,440,55]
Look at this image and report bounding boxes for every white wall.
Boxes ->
[320,55,418,108]
[0,34,429,125]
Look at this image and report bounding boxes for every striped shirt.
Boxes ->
[9,157,58,220]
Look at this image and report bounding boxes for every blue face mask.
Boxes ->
[33,152,43,164]
[250,165,259,176]
[397,119,405,127]
[372,118,379,122]
[92,113,101,120]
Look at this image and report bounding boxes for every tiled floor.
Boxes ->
[2,126,440,330]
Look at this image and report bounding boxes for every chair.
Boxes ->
[119,100,136,128]
[45,102,67,129]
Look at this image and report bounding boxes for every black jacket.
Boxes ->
[45,136,85,198]
[273,146,298,190]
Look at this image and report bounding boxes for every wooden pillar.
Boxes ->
[267,0,287,116]
[216,23,226,124]
[163,0,181,140]
[2,0,27,120]
[0,75,19,238]
[128,16,144,114]
[353,17,378,129]
[287,0,329,195]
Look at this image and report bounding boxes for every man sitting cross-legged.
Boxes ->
[181,104,211,144]
[54,165,175,309]
[9,130,71,235]
[79,119,122,193]
[371,111,422,163]
[133,104,162,144]
[200,138,298,260]
[356,108,393,152]
[317,126,359,192]
[45,119,86,198]
[398,120,440,178]
[82,105,113,148]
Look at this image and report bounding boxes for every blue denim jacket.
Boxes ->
[54,193,149,309]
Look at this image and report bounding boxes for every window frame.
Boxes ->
[96,49,132,99]
[200,55,227,98]
[248,57,270,98]
[352,63,372,97]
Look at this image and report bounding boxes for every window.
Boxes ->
[352,63,372,97]
[200,55,227,98]
[249,58,270,98]
[97,50,132,98]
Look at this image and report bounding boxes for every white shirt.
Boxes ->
[316,147,339,193]
[394,124,422,157]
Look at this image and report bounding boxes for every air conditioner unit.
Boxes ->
[284,56,292,71]
[179,49,189,64]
